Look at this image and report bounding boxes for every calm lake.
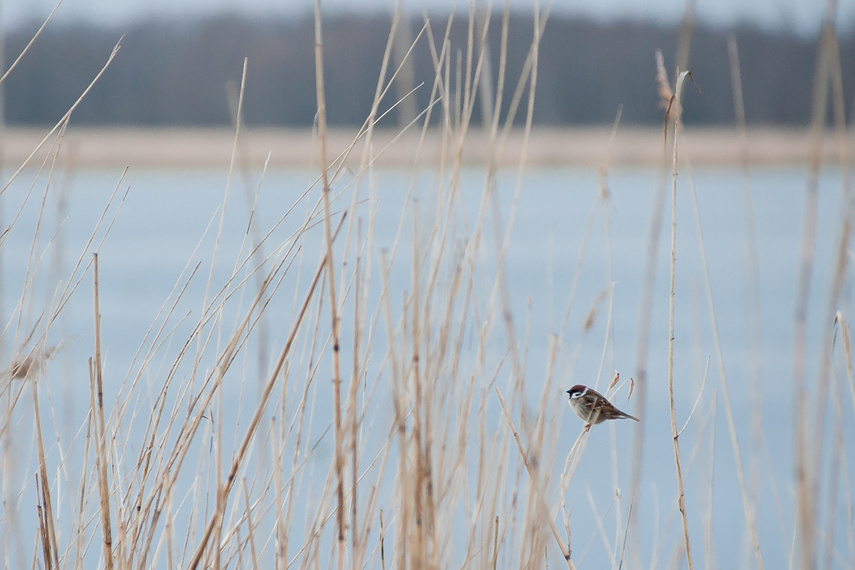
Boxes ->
[1,163,851,568]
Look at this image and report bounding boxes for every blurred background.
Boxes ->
[0,0,853,128]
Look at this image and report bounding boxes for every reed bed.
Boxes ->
[0,3,852,569]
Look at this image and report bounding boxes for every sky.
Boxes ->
[3,0,854,36]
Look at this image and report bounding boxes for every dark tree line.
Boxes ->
[4,12,852,127]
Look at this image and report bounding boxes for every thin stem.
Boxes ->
[313,3,346,567]
[667,71,694,570]
[92,253,114,570]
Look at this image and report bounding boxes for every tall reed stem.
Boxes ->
[313,4,345,567]
[91,253,114,570]
[667,70,694,570]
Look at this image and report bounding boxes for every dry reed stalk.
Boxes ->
[173,81,248,558]
[90,253,114,570]
[32,389,59,569]
[491,514,500,570]
[841,316,855,418]
[215,57,249,570]
[585,487,619,568]
[30,170,129,349]
[0,0,62,90]
[795,7,850,568]
[559,426,593,513]
[279,300,325,568]
[240,479,260,566]
[701,390,718,569]
[378,252,412,568]
[72,386,95,567]
[379,509,386,570]
[660,55,694,569]
[34,473,51,568]
[833,315,855,563]
[407,206,429,567]
[825,320,850,570]
[348,227,362,563]
[224,79,275,392]
[13,122,69,349]
[793,21,829,570]
[811,19,851,569]
[1,39,121,200]
[311,5,347,569]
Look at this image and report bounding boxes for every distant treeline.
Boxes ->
[4,13,853,127]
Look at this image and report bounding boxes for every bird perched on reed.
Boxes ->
[567,384,638,429]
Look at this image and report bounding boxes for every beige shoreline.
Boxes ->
[0,126,850,168]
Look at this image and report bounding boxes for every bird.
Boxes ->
[566,384,639,429]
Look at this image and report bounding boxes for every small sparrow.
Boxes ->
[567,384,639,428]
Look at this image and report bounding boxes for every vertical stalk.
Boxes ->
[795,8,838,566]
[312,2,345,567]
[667,72,694,570]
[92,253,114,570]
[32,388,58,569]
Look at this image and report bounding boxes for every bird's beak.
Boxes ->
[565,390,571,395]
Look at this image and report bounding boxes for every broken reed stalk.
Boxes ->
[35,473,52,569]
[312,3,346,568]
[666,69,694,570]
[32,386,59,569]
[492,515,500,570]
[91,253,114,570]
[379,509,386,570]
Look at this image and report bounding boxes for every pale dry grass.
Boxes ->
[0,3,853,570]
